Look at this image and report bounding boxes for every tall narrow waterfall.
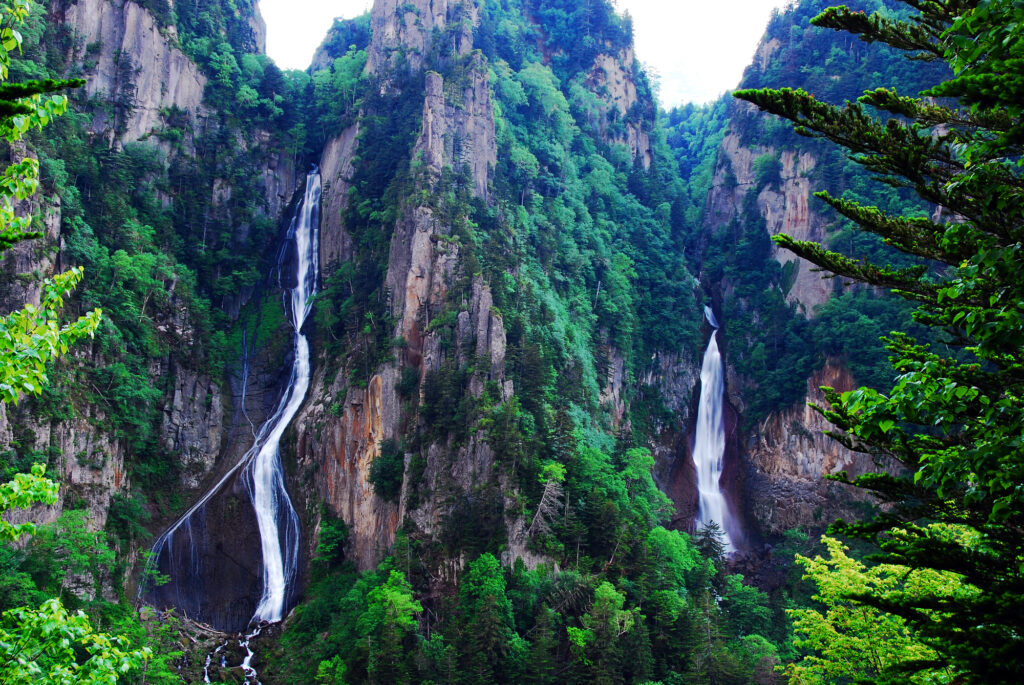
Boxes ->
[693,306,735,552]
[144,168,321,628]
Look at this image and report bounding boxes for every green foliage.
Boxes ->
[736,0,1024,680]
[368,438,405,502]
[316,13,372,64]
[525,0,633,76]
[315,510,350,572]
[567,581,635,681]
[783,535,957,684]
[453,553,522,682]
[360,570,423,683]
[0,463,55,542]
[309,47,367,147]
[721,574,772,638]
[752,152,782,188]
[104,492,150,549]
[0,598,149,685]
[662,97,729,245]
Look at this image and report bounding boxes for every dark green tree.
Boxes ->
[526,604,559,684]
[735,0,1024,681]
[455,553,523,683]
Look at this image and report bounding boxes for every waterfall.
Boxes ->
[693,305,735,552]
[144,168,321,629]
[246,165,320,623]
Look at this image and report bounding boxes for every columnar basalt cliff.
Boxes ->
[295,2,505,568]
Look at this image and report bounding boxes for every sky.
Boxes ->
[258,0,791,107]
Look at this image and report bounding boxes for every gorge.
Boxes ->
[144,168,321,631]
[0,0,990,682]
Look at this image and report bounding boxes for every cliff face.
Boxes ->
[743,361,874,535]
[586,46,653,168]
[0,148,135,532]
[295,0,689,576]
[367,0,477,73]
[0,0,857,629]
[703,120,830,314]
[0,0,295,545]
[696,102,862,541]
[56,0,207,147]
[296,2,506,568]
[688,0,951,543]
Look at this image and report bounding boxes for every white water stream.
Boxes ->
[150,169,321,682]
[245,166,320,623]
[693,306,735,552]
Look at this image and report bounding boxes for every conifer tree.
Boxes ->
[735,0,1024,680]
[526,604,558,685]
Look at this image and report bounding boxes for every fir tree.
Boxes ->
[526,604,559,685]
[735,0,1024,681]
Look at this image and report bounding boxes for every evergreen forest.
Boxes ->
[0,0,1022,683]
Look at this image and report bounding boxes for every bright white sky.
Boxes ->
[258,0,791,106]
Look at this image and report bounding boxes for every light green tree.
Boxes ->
[783,535,963,684]
[357,569,422,684]
[0,598,144,685]
[0,1,101,404]
[0,1,145,683]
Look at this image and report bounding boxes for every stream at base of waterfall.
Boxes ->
[146,168,322,683]
[693,306,736,552]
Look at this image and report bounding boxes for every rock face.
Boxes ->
[318,124,360,267]
[698,113,871,539]
[160,365,224,490]
[744,361,873,535]
[367,0,477,72]
[416,64,497,200]
[703,125,830,315]
[55,0,207,145]
[586,47,653,168]
[0,401,128,535]
[0,147,131,534]
[644,352,701,532]
[296,0,699,573]
[296,8,507,567]
[1,0,292,550]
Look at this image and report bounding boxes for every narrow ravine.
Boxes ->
[145,169,321,672]
[692,305,735,552]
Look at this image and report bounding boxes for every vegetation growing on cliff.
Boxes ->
[666,0,951,426]
[0,3,163,681]
[4,0,1023,682]
[738,0,1024,680]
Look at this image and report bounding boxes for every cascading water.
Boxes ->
[143,168,321,641]
[692,305,735,552]
[245,164,320,623]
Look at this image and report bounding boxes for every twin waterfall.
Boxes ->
[145,169,321,629]
[692,306,735,552]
